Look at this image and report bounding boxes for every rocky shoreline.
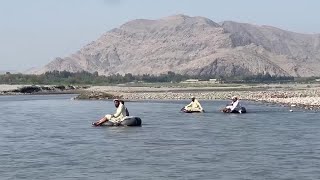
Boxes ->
[0,85,88,96]
[74,91,121,100]
[1,84,320,110]
[76,85,320,110]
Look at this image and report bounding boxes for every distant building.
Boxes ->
[184,79,199,82]
[209,79,218,83]
[181,79,220,84]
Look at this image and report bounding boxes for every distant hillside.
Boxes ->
[31,15,320,77]
[0,70,16,75]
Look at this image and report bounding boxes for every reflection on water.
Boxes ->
[0,95,319,179]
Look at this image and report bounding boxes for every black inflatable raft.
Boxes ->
[103,116,142,126]
[223,107,247,114]
[180,108,204,113]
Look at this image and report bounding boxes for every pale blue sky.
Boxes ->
[0,0,319,71]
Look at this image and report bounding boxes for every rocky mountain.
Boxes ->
[32,15,320,77]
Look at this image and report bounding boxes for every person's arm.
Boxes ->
[113,104,123,118]
[185,102,193,108]
[196,101,203,111]
[230,100,239,111]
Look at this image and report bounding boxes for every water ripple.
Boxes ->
[1,95,320,179]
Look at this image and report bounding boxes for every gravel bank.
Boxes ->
[83,86,320,109]
[2,84,320,109]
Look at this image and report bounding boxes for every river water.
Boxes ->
[0,95,319,180]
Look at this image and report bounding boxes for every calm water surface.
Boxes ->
[0,95,320,180]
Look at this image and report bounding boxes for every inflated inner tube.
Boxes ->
[103,116,142,126]
[231,107,247,113]
[223,107,247,114]
[121,116,142,126]
[181,108,203,113]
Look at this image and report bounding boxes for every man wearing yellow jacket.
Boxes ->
[93,99,127,126]
[184,97,204,112]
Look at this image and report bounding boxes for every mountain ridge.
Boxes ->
[31,15,320,77]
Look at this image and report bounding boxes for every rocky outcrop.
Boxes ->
[221,21,320,77]
[31,15,320,77]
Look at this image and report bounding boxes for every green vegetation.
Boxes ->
[221,72,295,83]
[0,70,316,85]
[0,71,189,85]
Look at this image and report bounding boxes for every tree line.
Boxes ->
[0,71,189,85]
[0,70,306,85]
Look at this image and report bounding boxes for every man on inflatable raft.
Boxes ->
[92,99,141,126]
[181,97,204,113]
[222,96,246,113]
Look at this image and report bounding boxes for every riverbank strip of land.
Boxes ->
[1,84,320,110]
[80,84,320,110]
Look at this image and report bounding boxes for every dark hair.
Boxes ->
[120,100,124,104]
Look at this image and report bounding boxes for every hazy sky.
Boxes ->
[1,0,320,71]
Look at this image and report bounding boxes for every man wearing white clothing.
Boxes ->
[225,96,242,113]
[93,99,127,126]
[183,97,204,112]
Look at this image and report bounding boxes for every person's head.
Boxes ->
[120,100,124,104]
[113,99,120,107]
[232,96,238,102]
[191,96,195,102]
